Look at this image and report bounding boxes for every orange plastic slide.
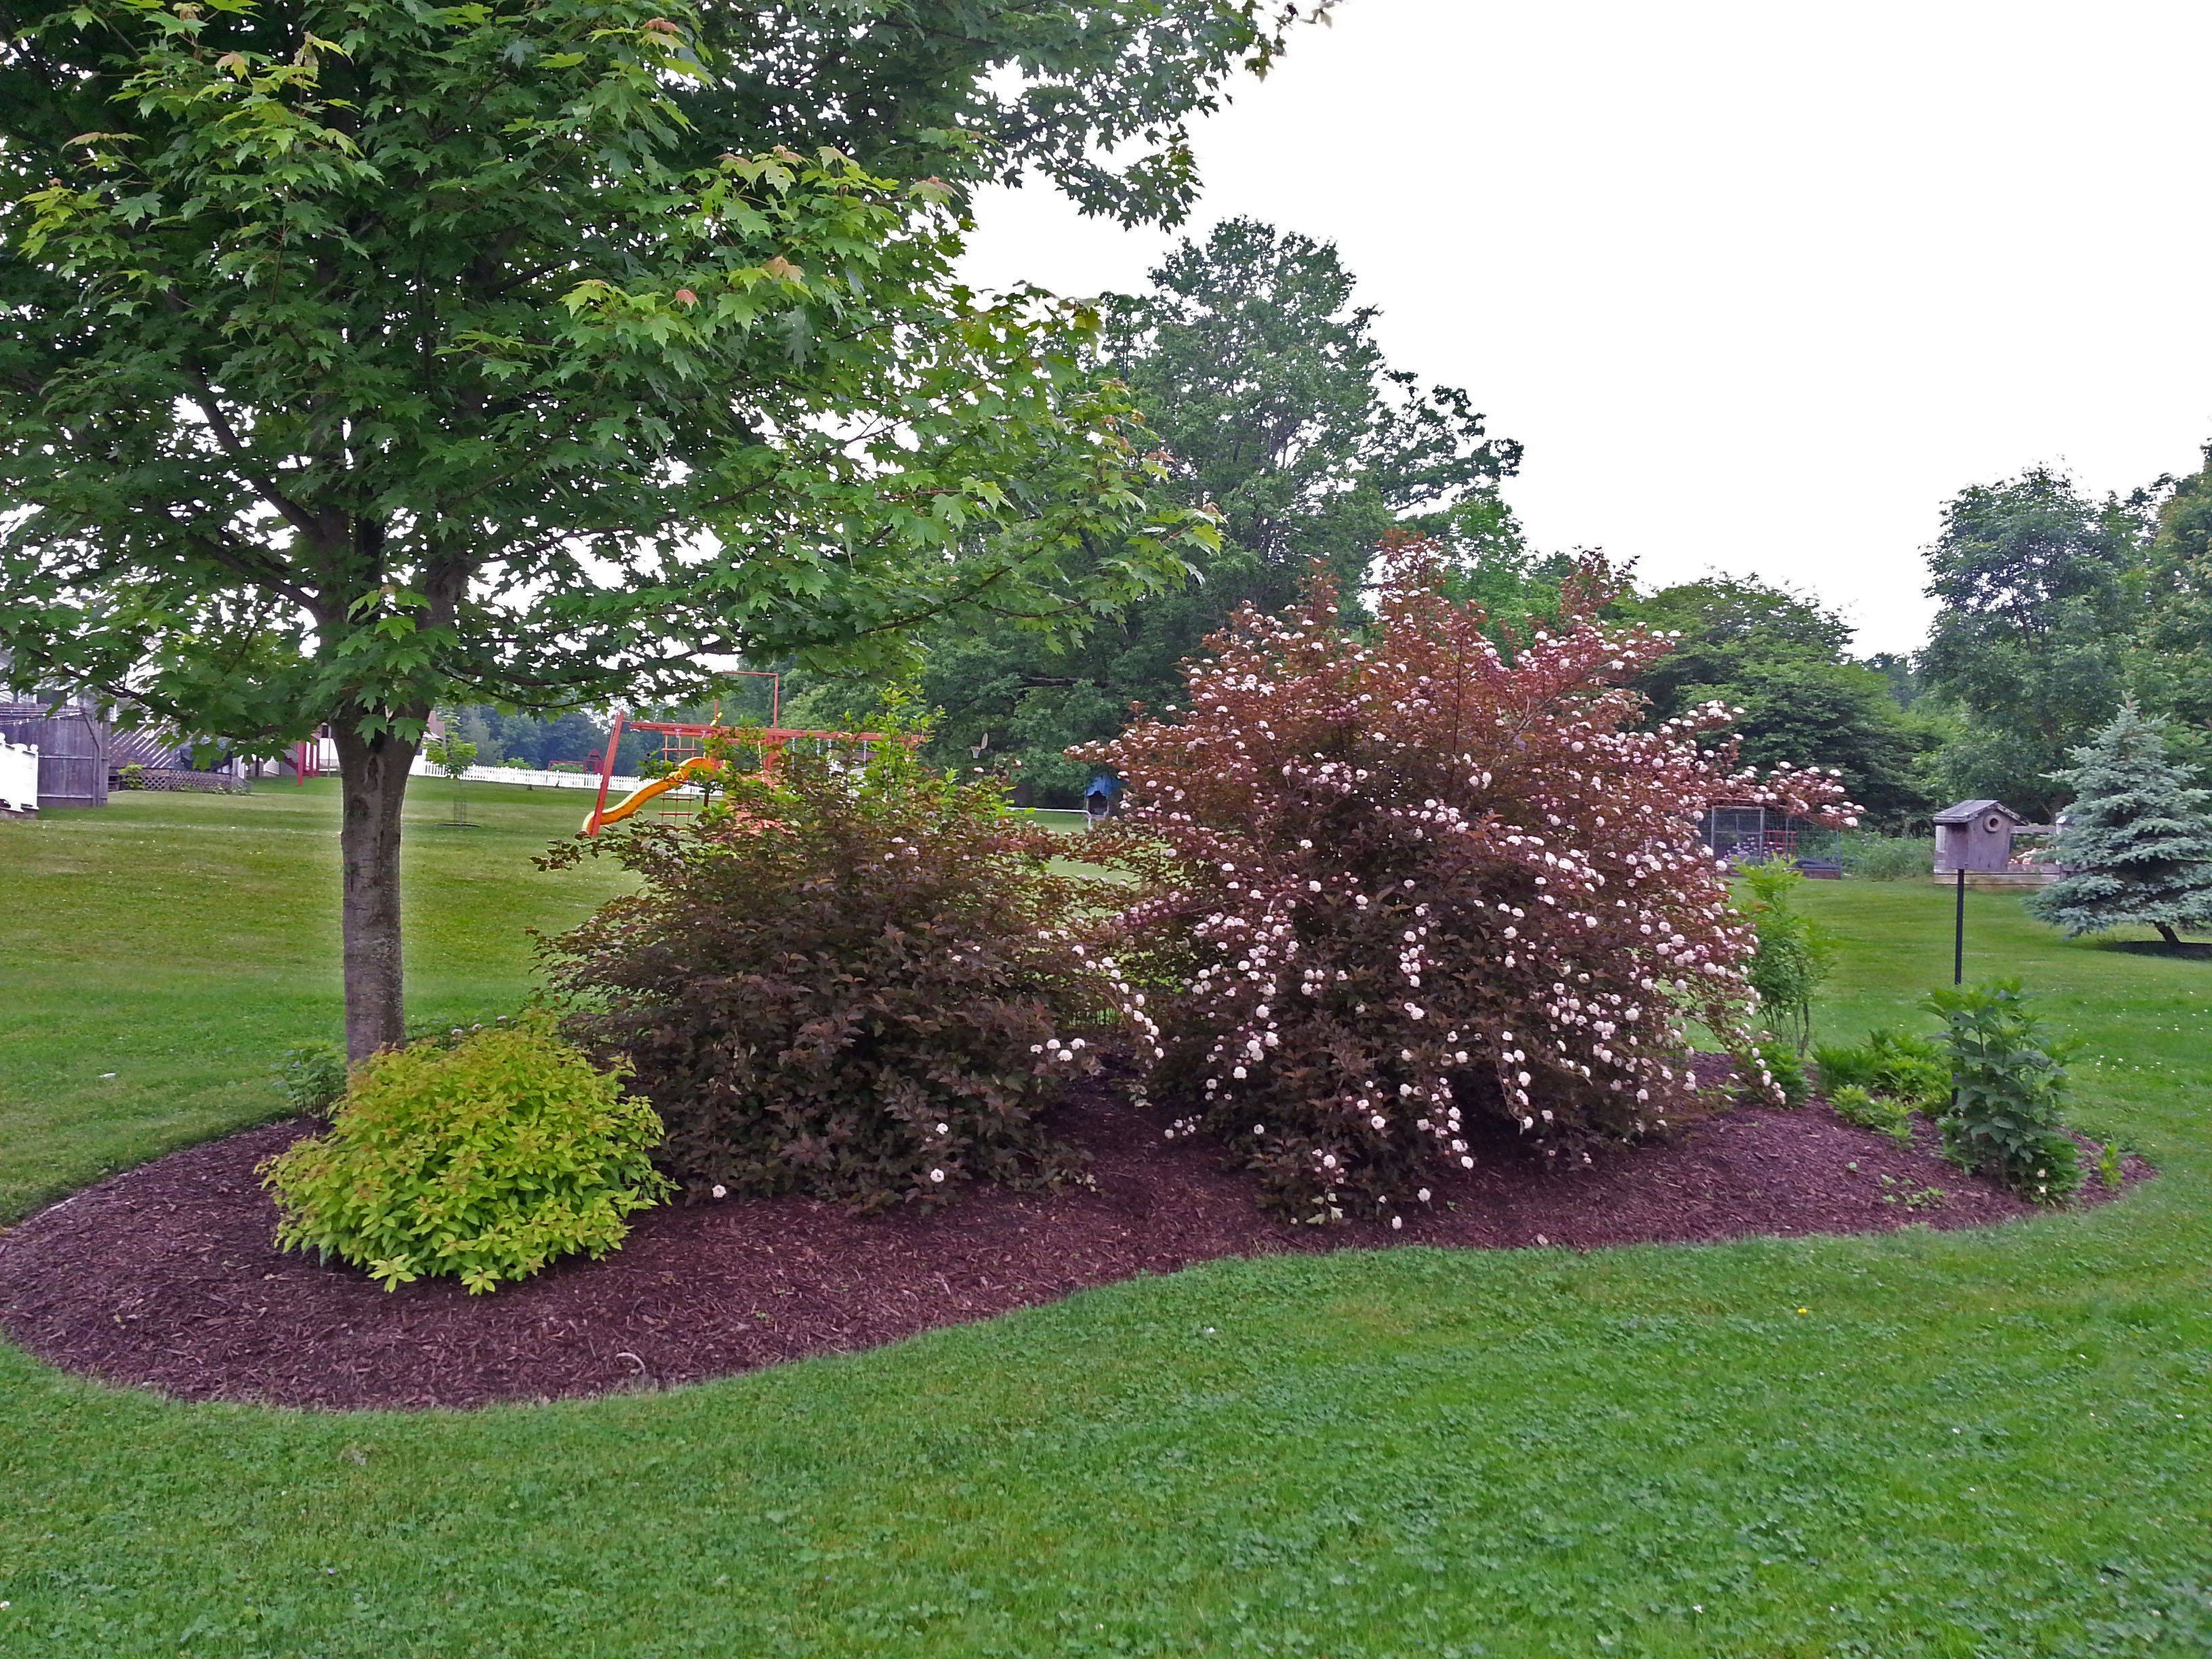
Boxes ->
[581,754,722,835]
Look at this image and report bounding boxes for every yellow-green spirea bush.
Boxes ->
[259,1017,672,1293]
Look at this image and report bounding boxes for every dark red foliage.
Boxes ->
[541,742,1126,1209]
[1081,541,1856,1221]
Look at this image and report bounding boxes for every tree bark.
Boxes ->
[334,722,419,1061]
[2156,922,2182,947]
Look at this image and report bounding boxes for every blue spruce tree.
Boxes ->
[2028,703,2212,945]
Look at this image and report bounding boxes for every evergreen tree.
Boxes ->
[2028,703,2212,945]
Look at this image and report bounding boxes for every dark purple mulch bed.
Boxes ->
[0,1073,2142,1412]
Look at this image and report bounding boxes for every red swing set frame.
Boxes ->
[581,673,901,836]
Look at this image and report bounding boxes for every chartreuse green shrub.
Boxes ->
[1926,978,2083,1203]
[260,1016,672,1292]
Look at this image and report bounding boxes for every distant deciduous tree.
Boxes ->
[1920,468,2146,819]
[2139,444,2212,753]
[920,218,1528,800]
[1622,577,1935,828]
[423,726,478,825]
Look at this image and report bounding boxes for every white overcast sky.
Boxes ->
[958,0,2212,656]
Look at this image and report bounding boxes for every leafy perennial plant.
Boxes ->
[1083,542,1855,1221]
[1926,979,2082,1202]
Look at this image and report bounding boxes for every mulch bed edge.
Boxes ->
[0,1078,2147,1412]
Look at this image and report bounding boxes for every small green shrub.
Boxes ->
[1739,859,1837,1056]
[1925,979,2082,1203]
[1814,1027,1951,1114]
[1877,1174,1946,1211]
[260,1016,672,1292]
[2096,1140,2125,1191]
[276,1043,349,1118]
[1754,1037,1809,1106]
[117,762,147,790]
[1830,1084,1914,1145]
[1839,832,1931,880]
[1811,1042,1868,1092]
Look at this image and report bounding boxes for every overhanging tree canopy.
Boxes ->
[0,0,1313,1054]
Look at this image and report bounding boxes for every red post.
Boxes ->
[585,710,627,836]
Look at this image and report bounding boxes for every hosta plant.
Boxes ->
[542,726,1135,1209]
[260,1015,671,1292]
[1081,539,1854,1222]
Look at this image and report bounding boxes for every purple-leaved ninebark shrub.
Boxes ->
[1082,541,1855,1223]
[543,737,1143,1209]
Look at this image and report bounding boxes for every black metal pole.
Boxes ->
[1953,867,1966,986]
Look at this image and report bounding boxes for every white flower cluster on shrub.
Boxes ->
[1083,540,1854,1221]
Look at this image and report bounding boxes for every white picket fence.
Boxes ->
[407,757,701,797]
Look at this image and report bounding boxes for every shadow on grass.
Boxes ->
[2094,939,2212,961]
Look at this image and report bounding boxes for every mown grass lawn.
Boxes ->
[3,792,2210,1658]
[0,779,632,1223]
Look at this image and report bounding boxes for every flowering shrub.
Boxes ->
[1080,541,1854,1221]
[541,733,1130,1209]
[260,1015,671,1292]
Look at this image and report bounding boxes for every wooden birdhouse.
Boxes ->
[1931,799,2029,875]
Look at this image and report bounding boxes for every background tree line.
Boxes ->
[1917,456,2212,821]
[468,222,2212,834]
[769,218,1961,827]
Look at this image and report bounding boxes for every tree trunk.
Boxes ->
[2156,922,2182,947]
[334,722,419,1061]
